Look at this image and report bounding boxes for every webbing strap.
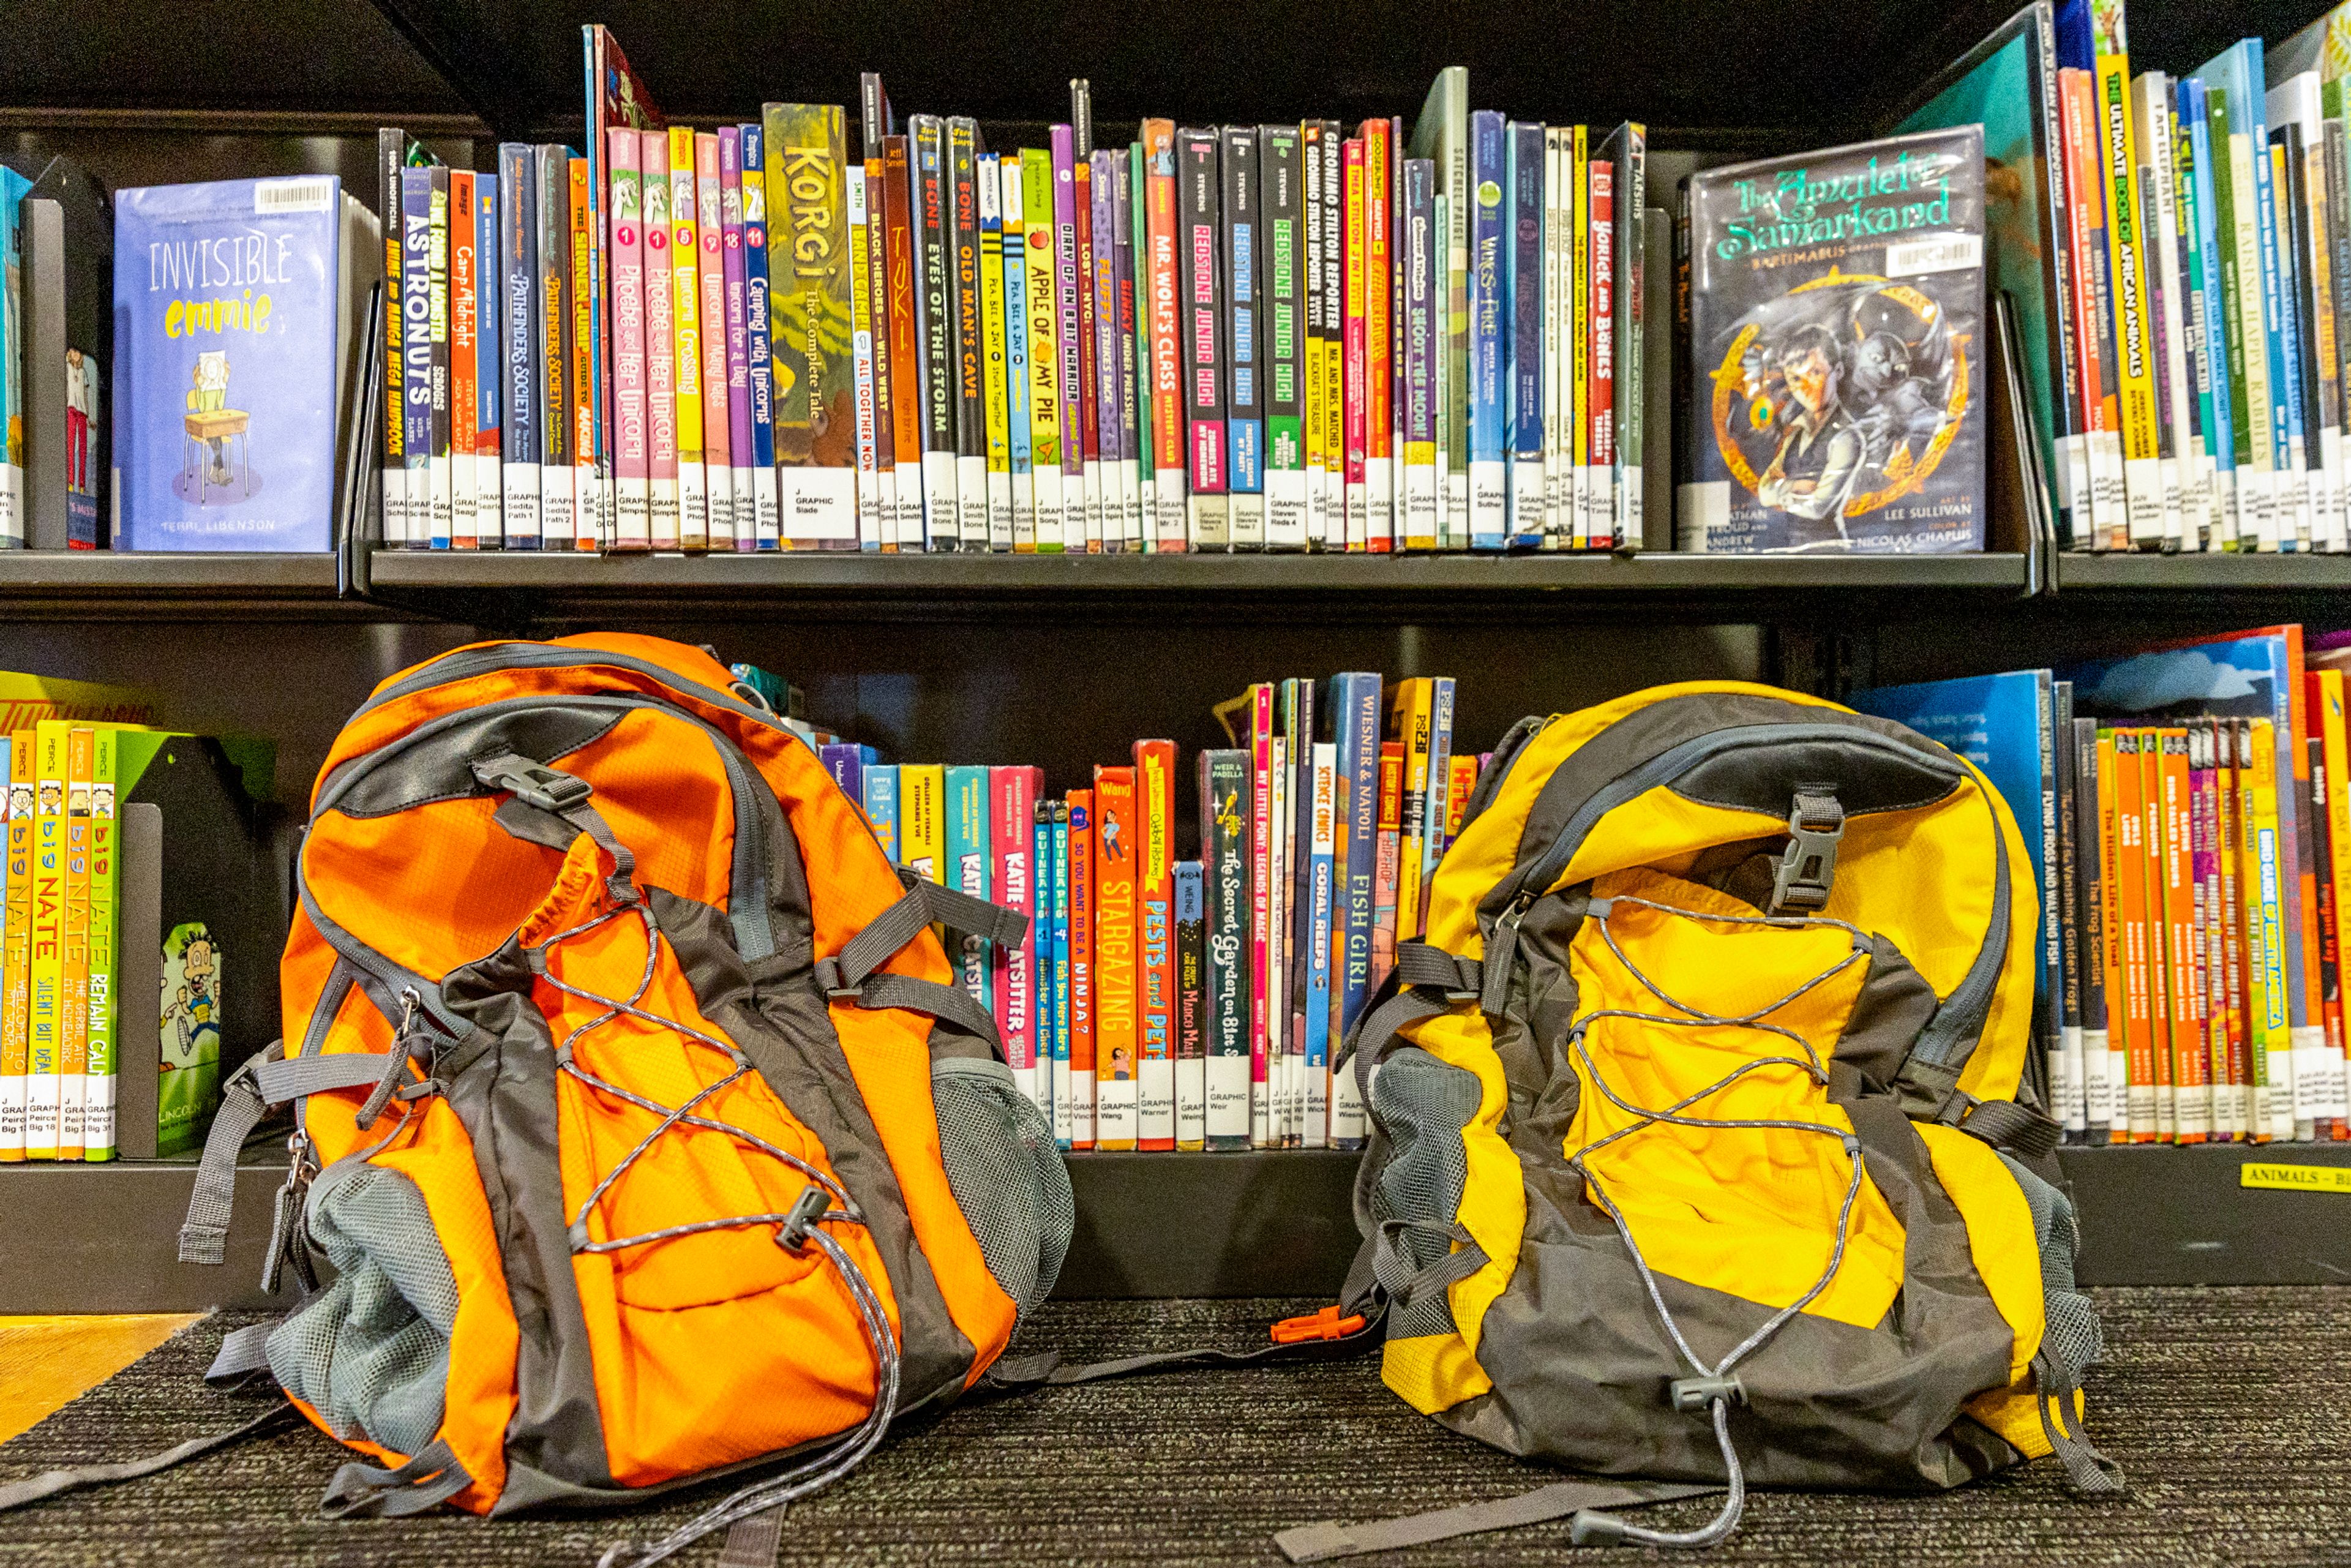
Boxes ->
[252,1050,405,1104]
[850,971,1005,1047]
[816,868,1031,996]
[2033,1351,2126,1496]
[1338,940,1481,1095]
[176,1042,285,1266]
[980,1304,1385,1394]
[1959,1097,2064,1161]
[1275,1480,1718,1562]
[205,1321,280,1384]
[716,1507,784,1568]
[0,1403,299,1514]
[320,1438,473,1518]
[471,753,639,905]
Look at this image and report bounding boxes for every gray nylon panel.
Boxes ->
[1367,1048,1480,1343]
[1829,936,1941,1094]
[652,887,981,1409]
[1999,1150,2104,1382]
[322,707,626,819]
[932,1058,1074,1324]
[437,943,617,1491]
[266,1161,459,1459]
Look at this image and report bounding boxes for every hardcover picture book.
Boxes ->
[111,177,353,551]
[1680,127,1988,553]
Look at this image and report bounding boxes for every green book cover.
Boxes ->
[763,102,858,546]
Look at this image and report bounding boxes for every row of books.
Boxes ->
[1855,624,2351,1144]
[822,674,1465,1148]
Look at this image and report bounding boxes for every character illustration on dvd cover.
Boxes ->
[1683,127,1985,553]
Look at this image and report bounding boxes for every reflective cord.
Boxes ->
[1562,897,1868,1551]
[508,887,898,1567]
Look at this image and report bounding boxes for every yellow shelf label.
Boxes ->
[2240,1163,2351,1194]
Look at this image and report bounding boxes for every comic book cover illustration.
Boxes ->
[1682,127,1987,553]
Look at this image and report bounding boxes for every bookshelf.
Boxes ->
[8,0,2351,1313]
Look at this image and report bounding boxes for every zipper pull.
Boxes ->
[1482,891,1537,1015]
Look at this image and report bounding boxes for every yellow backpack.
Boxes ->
[1282,681,2121,1559]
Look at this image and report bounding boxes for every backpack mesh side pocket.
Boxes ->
[1367,1045,1483,1340]
[268,1158,461,1458]
[931,1058,1074,1324]
[2000,1153,2103,1385]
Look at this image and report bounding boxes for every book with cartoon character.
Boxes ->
[112,177,346,550]
[1680,127,1988,553]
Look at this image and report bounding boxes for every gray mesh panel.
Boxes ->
[1996,1151,2104,1382]
[1368,1047,1482,1340]
[268,1160,460,1457]
[932,1059,1074,1325]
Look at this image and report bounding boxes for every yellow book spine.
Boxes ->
[26,722,66,1158]
[0,732,30,1159]
[901,764,945,886]
[2249,718,2295,1139]
[670,125,707,541]
[980,167,1011,486]
[84,729,116,1161]
[58,727,91,1160]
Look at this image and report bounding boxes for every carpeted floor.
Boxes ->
[1,1288,2345,1566]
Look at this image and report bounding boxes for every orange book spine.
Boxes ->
[2160,728,2208,1141]
[2216,722,2250,1138]
[1065,789,1097,1150]
[1133,739,1177,1150]
[1092,765,1138,1149]
[2095,730,2129,1143]
[2112,729,2156,1141]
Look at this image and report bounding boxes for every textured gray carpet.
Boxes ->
[1,1288,2345,1566]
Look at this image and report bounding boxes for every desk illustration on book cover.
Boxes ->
[1679,127,1987,553]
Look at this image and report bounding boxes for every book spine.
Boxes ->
[768,105,858,548]
[688,140,727,551]
[980,156,1014,550]
[848,167,881,552]
[379,130,410,544]
[948,119,988,545]
[1067,789,1096,1147]
[2081,722,2115,1135]
[449,168,479,549]
[1389,119,1408,550]
[1022,148,1067,551]
[741,123,784,549]
[2161,729,2208,1137]
[0,738,27,1158]
[1052,126,1090,544]
[2294,110,2345,552]
[1319,126,1346,549]
[1422,675,1455,922]
[572,154,602,550]
[1269,718,1292,1142]
[57,728,88,1157]
[1505,122,1544,547]
[532,148,572,549]
[721,130,759,550]
[1093,766,1138,1149]
[1248,686,1273,1144]
[2221,724,2253,1135]
[1050,800,1074,1142]
[26,726,61,1158]
[2055,689,2086,1133]
[1201,750,1251,1149]
[1542,128,1564,546]
[1223,128,1265,549]
[1071,153,1101,549]
[1586,142,1616,551]
[2177,83,2225,548]
[883,137,927,549]
[81,730,114,1160]
[1468,111,1507,549]
[1114,147,1146,549]
[946,767,992,1025]
[1178,129,1229,547]
[1090,149,1125,550]
[1373,742,1404,992]
[2321,673,2351,1129]
[1175,859,1207,1149]
[1343,138,1368,549]
[2271,135,2316,552]
[1403,158,1439,549]
[473,173,502,543]
[992,767,1038,1108]
[2311,737,2348,1130]
[1613,124,1644,548]
[1144,120,1187,549]
[2137,731,2177,1137]
[2330,107,2351,550]
[427,165,452,549]
[1263,126,1307,549]
[402,167,437,549]
[1390,680,1433,940]
[1331,673,1379,1139]
[2135,82,2186,548]
[607,131,651,550]
[1571,125,1592,546]
[1002,157,1033,551]
[1306,741,1336,1146]
[861,764,899,863]
[901,764,943,887]
[1303,121,1329,548]
[2193,725,2225,1128]
[638,134,676,549]
[1363,118,1395,552]
[2245,99,2289,549]
[1136,738,1176,1147]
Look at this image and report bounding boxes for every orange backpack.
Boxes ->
[165,634,1073,1562]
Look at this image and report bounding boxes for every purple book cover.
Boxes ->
[1051,125,1086,486]
[1090,149,1122,487]
[112,176,344,551]
[719,127,756,550]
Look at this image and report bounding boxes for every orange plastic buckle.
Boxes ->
[1270,1305,1368,1345]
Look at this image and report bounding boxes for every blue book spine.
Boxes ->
[1305,746,1334,1109]
[498,143,541,547]
[1028,805,1054,1136]
[1332,672,1381,1035]
[741,123,781,549]
[1423,675,1456,883]
[2184,80,2236,495]
[819,742,864,803]
[1052,805,1074,1144]
[861,763,901,864]
[945,766,992,1010]
[1467,110,1508,550]
[1505,122,1545,548]
[2241,53,2296,489]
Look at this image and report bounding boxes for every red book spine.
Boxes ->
[1134,739,1177,1147]
[991,766,1040,1103]
[1093,766,1139,1149]
[1067,788,1098,1149]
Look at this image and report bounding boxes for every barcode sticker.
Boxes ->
[254,178,335,215]
[1884,234,1982,278]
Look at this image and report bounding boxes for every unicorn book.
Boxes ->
[112,178,345,551]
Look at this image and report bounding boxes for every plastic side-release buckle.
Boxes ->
[1271,1305,1370,1345]
[473,755,594,813]
[1769,786,1845,915]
